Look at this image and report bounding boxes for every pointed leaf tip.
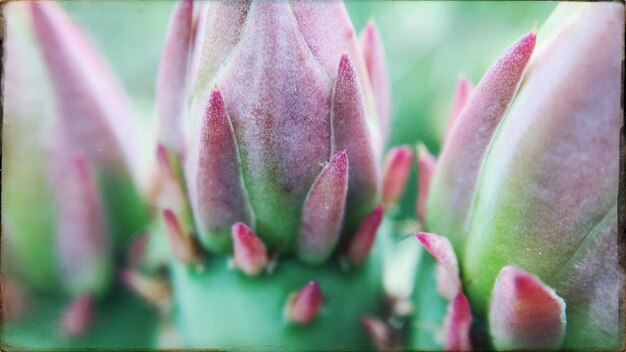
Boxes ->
[163,209,199,265]
[346,205,384,266]
[416,144,437,224]
[416,232,460,301]
[382,146,414,206]
[60,294,94,338]
[361,316,397,351]
[231,222,268,276]
[284,281,323,324]
[442,292,472,351]
[297,151,349,264]
[489,266,566,350]
[444,74,474,143]
[120,269,170,310]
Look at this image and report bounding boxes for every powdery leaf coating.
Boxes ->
[416,144,436,224]
[213,1,334,249]
[156,0,193,155]
[489,266,566,350]
[298,151,349,264]
[56,156,111,296]
[442,292,472,351]
[359,21,391,142]
[231,222,269,276]
[284,281,323,324]
[382,146,413,206]
[426,31,536,248]
[331,54,380,230]
[416,232,460,301]
[443,74,473,143]
[186,89,253,253]
[59,293,94,338]
[29,1,142,181]
[345,205,384,266]
[463,3,623,315]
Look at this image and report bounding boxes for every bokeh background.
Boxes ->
[60,0,556,219]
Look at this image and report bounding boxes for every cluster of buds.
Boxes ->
[413,2,623,350]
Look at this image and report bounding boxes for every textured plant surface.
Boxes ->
[1,1,623,351]
[408,2,624,351]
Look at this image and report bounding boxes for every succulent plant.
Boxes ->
[410,2,624,350]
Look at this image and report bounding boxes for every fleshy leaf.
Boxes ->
[443,74,473,142]
[186,89,253,252]
[426,31,536,249]
[284,281,323,324]
[416,144,436,225]
[416,232,460,301]
[382,146,413,206]
[345,205,383,266]
[442,292,472,351]
[56,156,112,296]
[331,53,380,233]
[231,222,268,276]
[463,3,623,314]
[156,0,193,155]
[489,266,566,350]
[297,151,349,264]
[359,20,391,142]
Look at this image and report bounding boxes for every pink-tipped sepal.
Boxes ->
[345,205,384,266]
[120,269,171,312]
[59,293,94,338]
[416,144,436,224]
[163,209,201,265]
[416,232,461,301]
[382,146,414,207]
[443,74,473,143]
[284,281,323,324]
[231,222,269,276]
[441,292,472,351]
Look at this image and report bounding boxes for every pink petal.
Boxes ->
[29,1,142,180]
[426,31,536,246]
[59,293,94,337]
[489,266,566,350]
[416,144,437,225]
[359,20,391,142]
[56,156,112,295]
[331,53,380,232]
[442,292,472,351]
[156,0,194,155]
[297,151,349,264]
[231,222,268,276]
[345,205,384,266]
[443,74,473,143]
[382,146,414,206]
[416,232,460,301]
[186,89,253,253]
[284,281,323,324]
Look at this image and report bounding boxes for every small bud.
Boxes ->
[120,269,170,311]
[284,281,323,324]
[297,151,349,264]
[361,316,398,351]
[345,205,384,266]
[382,146,413,206]
[489,266,566,350]
[416,232,460,301]
[442,292,472,351]
[163,209,200,265]
[59,293,94,338]
[231,222,268,276]
[416,144,436,224]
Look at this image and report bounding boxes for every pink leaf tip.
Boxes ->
[284,281,323,324]
[416,144,437,224]
[59,293,94,338]
[442,292,472,351]
[361,315,398,351]
[416,232,461,301]
[231,222,268,276]
[345,204,384,266]
[382,146,414,206]
[444,74,474,143]
[489,266,566,350]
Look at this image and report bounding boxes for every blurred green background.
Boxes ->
[60,0,555,218]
